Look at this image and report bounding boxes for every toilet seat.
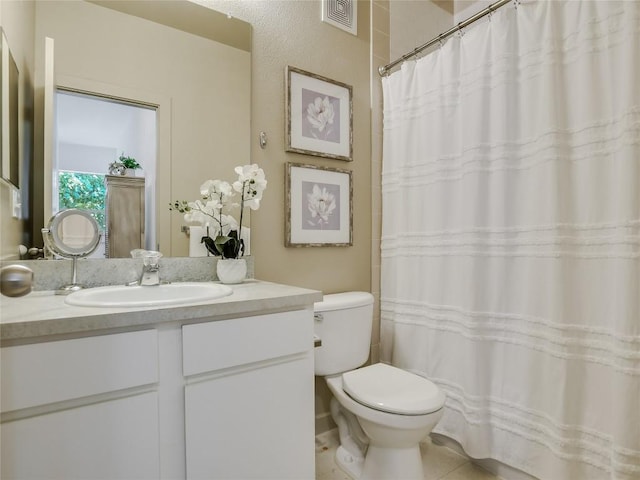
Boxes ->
[342,363,444,415]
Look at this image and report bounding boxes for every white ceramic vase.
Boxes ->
[216,258,247,284]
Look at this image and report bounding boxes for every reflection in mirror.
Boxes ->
[42,208,101,294]
[43,208,100,257]
[55,90,156,258]
[54,210,95,249]
[105,174,146,258]
[33,0,251,257]
[1,27,20,188]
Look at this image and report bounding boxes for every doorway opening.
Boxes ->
[54,90,157,258]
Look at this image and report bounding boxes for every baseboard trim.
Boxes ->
[315,411,336,435]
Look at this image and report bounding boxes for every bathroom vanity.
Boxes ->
[0,280,322,480]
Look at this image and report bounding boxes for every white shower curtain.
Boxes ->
[381,1,639,479]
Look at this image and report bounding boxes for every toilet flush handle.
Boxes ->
[313,313,323,347]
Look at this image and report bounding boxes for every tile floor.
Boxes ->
[315,429,501,480]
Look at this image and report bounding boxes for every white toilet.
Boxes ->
[314,292,445,480]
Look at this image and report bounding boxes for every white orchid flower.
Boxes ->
[201,179,233,201]
[171,164,267,258]
[183,206,208,225]
[233,164,267,210]
[200,179,216,196]
[204,199,223,213]
[234,164,267,192]
[244,196,262,211]
[307,184,336,224]
[307,96,335,133]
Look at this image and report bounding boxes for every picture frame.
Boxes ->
[286,66,352,162]
[285,162,352,247]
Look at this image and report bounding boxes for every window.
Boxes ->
[57,171,106,231]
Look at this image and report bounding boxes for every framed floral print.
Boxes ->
[285,163,352,247]
[286,66,353,162]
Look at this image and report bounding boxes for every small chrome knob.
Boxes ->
[0,264,34,297]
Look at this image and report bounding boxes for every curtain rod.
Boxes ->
[378,0,513,76]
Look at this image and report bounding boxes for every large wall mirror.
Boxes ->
[1,28,20,189]
[32,0,251,258]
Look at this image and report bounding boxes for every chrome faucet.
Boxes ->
[132,250,163,286]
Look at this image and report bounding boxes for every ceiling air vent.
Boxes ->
[322,0,357,36]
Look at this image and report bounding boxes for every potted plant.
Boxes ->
[119,153,141,176]
[170,164,267,283]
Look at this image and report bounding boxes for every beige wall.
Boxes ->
[390,0,453,61]
[0,0,34,260]
[454,0,490,23]
[205,0,372,297]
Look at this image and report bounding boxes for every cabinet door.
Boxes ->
[182,310,315,479]
[1,330,160,480]
[184,357,314,479]
[1,392,160,480]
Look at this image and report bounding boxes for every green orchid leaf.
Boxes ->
[215,233,241,259]
[201,236,221,256]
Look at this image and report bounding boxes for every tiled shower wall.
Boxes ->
[370,0,390,365]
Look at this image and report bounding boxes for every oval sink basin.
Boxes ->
[65,282,233,308]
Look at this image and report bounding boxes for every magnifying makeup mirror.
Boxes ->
[42,209,102,294]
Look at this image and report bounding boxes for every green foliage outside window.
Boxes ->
[58,171,106,231]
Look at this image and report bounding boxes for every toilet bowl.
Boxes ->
[314,292,446,480]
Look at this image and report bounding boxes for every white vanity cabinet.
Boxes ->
[0,289,318,480]
[0,330,161,480]
[182,310,315,479]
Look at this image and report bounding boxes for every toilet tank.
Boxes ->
[314,292,374,376]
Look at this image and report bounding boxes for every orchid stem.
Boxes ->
[238,180,246,256]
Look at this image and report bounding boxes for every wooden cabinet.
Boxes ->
[0,309,316,480]
[105,175,145,258]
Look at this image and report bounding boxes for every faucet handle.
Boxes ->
[135,250,163,286]
[143,252,162,268]
[130,248,161,258]
[131,249,162,264]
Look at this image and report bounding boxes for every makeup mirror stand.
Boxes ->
[41,209,102,295]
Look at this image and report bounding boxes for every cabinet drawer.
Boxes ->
[182,309,312,376]
[1,330,158,413]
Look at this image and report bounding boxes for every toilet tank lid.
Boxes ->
[314,292,374,312]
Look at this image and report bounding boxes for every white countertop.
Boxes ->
[0,280,323,343]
